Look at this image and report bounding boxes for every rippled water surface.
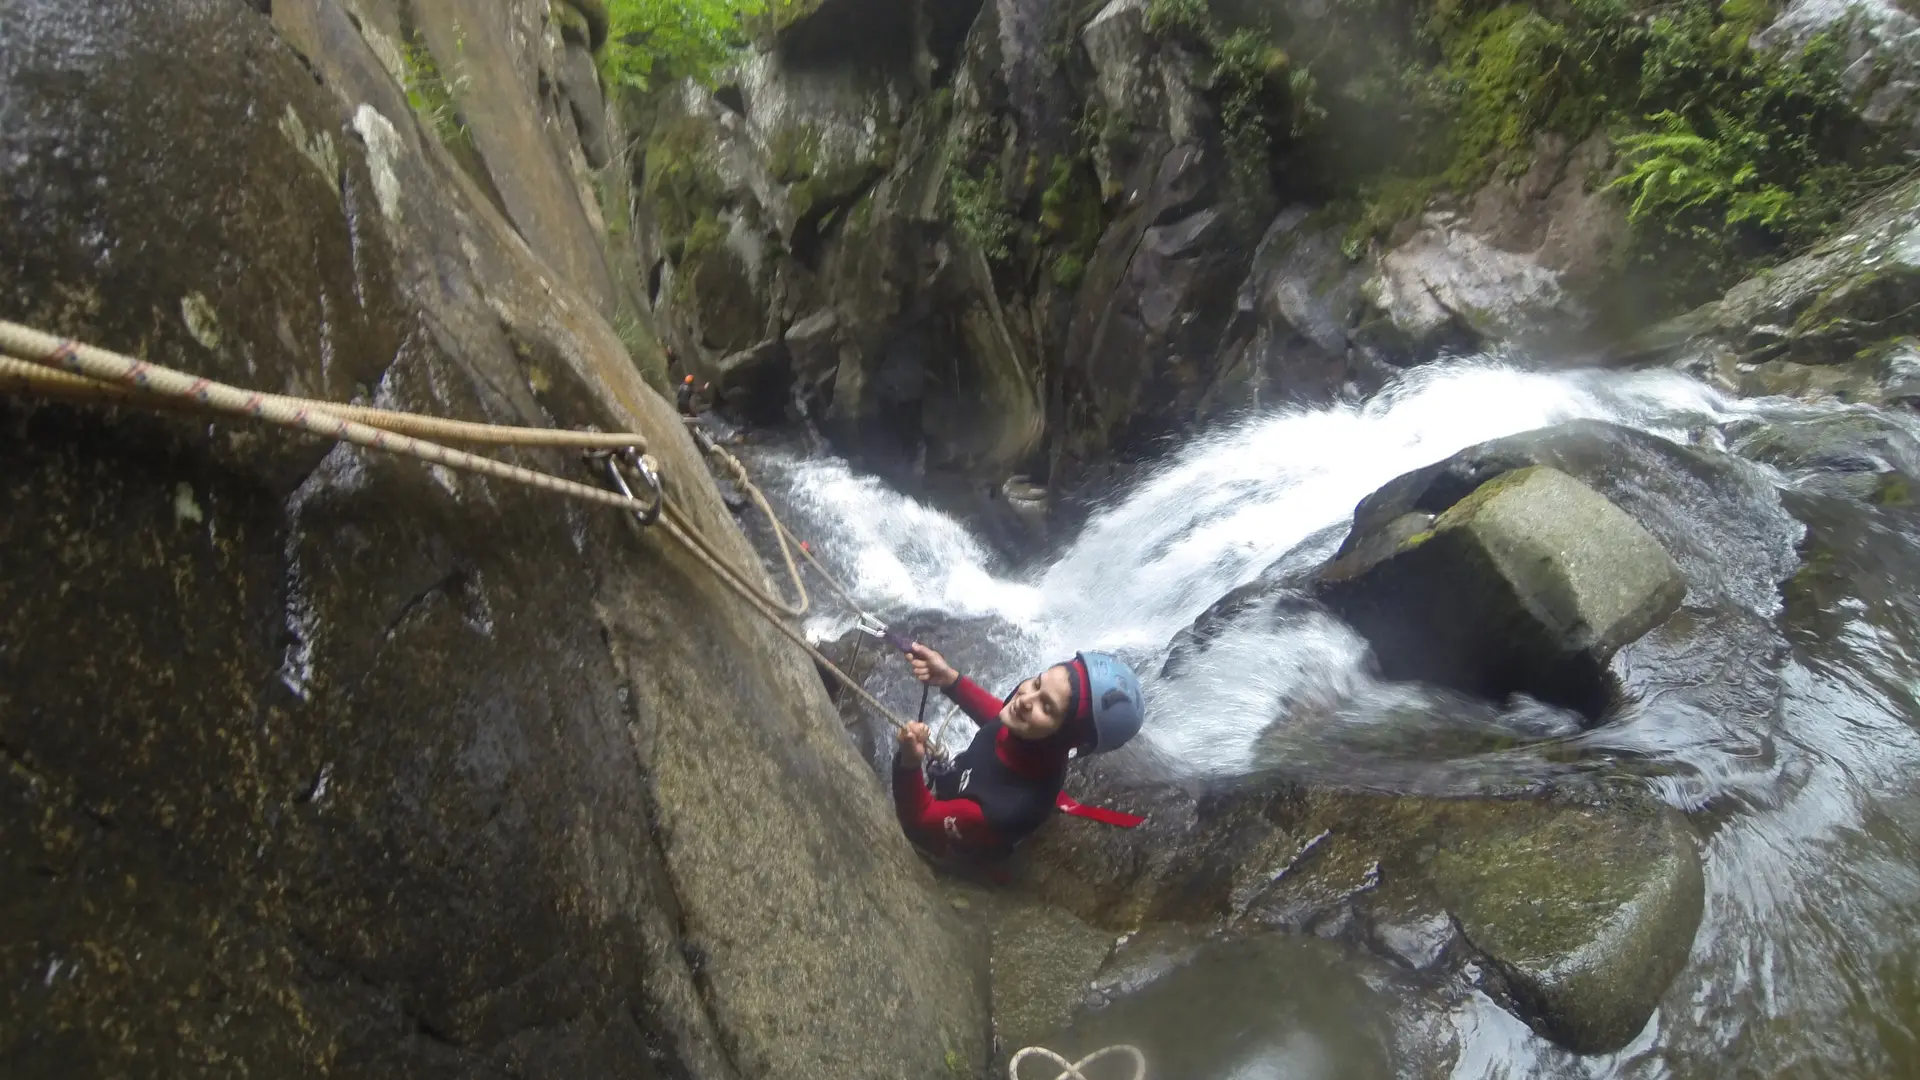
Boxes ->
[739,359,1920,1078]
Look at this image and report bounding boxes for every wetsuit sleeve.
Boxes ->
[892,755,1000,854]
[941,674,1004,727]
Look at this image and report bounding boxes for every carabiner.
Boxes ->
[605,447,665,526]
[855,614,915,654]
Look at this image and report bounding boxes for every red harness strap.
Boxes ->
[1055,793,1146,828]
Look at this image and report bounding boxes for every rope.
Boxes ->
[689,423,875,623]
[0,324,659,514]
[1009,1045,1147,1080]
[0,354,646,449]
[684,430,808,618]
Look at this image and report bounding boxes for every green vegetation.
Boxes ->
[401,36,472,151]
[950,166,1016,260]
[1138,4,1320,195]
[1051,253,1088,290]
[1212,30,1307,189]
[600,0,769,90]
[1039,156,1077,232]
[1323,0,1904,297]
[1339,175,1442,258]
[1144,0,1209,39]
[1037,152,1104,290]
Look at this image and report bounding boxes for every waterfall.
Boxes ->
[747,357,1763,774]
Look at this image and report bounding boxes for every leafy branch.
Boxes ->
[600,0,769,91]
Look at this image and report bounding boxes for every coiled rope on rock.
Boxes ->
[1008,1044,1147,1080]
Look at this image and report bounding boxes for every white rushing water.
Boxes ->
[757,358,1757,772]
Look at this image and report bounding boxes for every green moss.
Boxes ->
[400,36,472,153]
[849,192,876,234]
[1873,474,1911,506]
[1144,0,1208,39]
[1340,174,1441,257]
[682,212,728,262]
[1050,253,1087,290]
[644,111,734,259]
[1039,156,1075,233]
[1035,152,1104,291]
[949,166,1015,262]
[1434,464,1541,529]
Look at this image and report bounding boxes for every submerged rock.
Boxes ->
[981,892,1118,1055]
[1317,466,1687,716]
[1015,779,1704,1055]
[1430,796,1703,1054]
[1038,934,1420,1079]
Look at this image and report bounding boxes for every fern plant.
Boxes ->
[1609,110,1794,229]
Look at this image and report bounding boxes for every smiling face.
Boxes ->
[1000,664,1075,741]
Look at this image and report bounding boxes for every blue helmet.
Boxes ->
[1078,651,1145,753]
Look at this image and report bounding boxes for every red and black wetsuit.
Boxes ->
[892,669,1087,859]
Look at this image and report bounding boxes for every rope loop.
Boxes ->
[1008,1044,1147,1080]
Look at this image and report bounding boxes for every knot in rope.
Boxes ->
[1008,1044,1147,1080]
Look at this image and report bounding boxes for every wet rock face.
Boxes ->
[1635,175,1920,372]
[1757,0,1920,149]
[1360,213,1587,359]
[0,1,987,1076]
[640,0,1380,507]
[1316,466,1687,717]
[1208,207,1393,409]
[1014,779,1704,1055]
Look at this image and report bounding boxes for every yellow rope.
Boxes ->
[0,325,657,513]
[1009,1045,1147,1080]
[0,318,917,732]
[683,434,809,619]
[0,353,646,449]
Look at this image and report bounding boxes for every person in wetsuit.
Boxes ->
[892,643,1146,860]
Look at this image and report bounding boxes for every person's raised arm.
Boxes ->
[908,643,1002,726]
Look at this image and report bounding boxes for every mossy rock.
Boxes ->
[0,3,990,1076]
[642,105,739,253]
[984,894,1117,1054]
[1317,466,1687,717]
[1431,798,1703,1053]
[1631,176,1920,364]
